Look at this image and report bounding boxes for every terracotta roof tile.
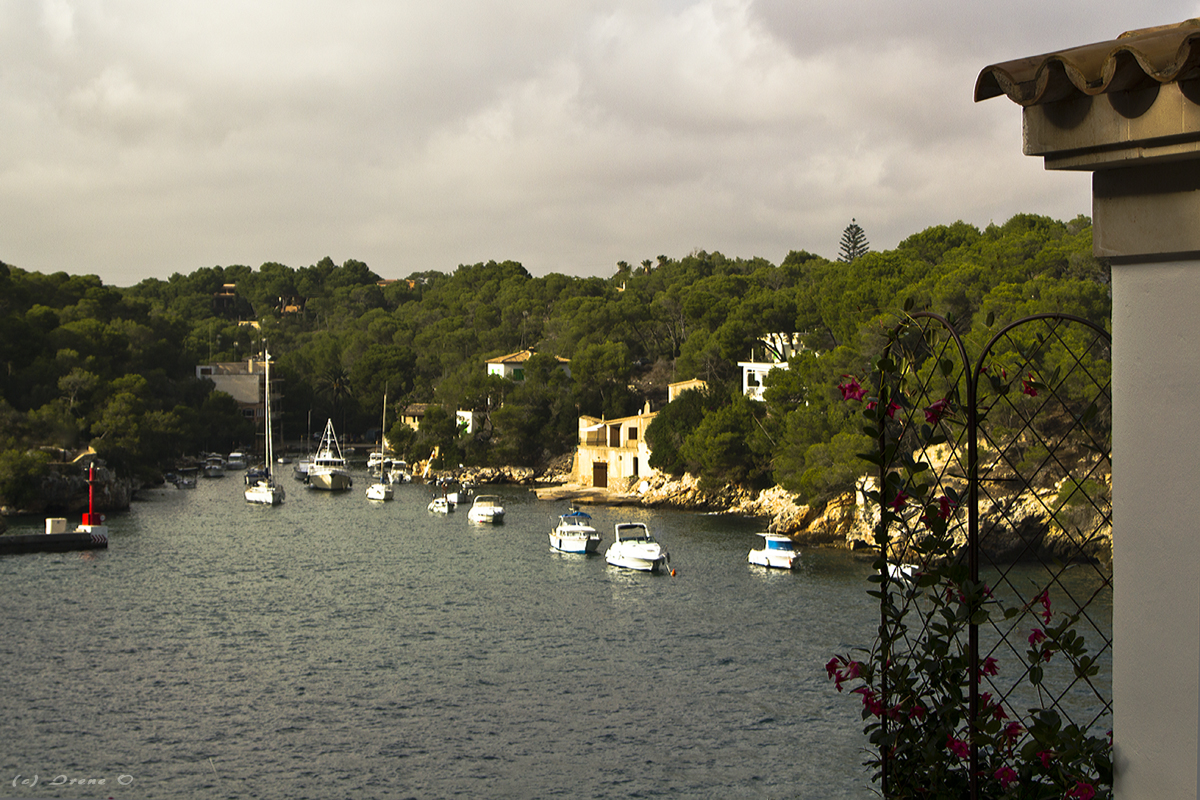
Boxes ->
[976,19,1200,105]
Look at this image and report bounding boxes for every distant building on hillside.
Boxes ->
[485,349,571,382]
[572,404,658,489]
[195,356,278,423]
[739,332,807,401]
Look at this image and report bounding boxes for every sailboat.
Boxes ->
[245,349,285,505]
[365,390,394,501]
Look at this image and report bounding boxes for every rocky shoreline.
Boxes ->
[526,469,1112,565]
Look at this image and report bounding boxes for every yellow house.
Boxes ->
[571,405,658,489]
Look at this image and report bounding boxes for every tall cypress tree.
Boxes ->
[838,219,870,263]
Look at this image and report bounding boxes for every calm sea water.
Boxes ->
[1,471,1032,800]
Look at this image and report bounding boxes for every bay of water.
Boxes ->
[1,473,892,799]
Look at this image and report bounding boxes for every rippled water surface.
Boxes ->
[2,475,885,799]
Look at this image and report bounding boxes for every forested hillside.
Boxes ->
[0,213,1108,509]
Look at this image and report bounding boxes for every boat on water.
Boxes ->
[227,452,247,470]
[307,419,353,491]
[245,350,285,506]
[202,455,226,478]
[549,508,602,554]
[747,533,799,569]
[428,495,453,514]
[366,482,393,501]
[365,391,394,501]
[604,522,670,573]
[468,494,505,524]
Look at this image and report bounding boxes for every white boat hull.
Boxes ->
[245,482,285,505]
[605,550,667,572]
[748,550,799,569]
[366,483,393,501]
[309,468,352,491]
[550,532,601,554]
[468,508,504,524]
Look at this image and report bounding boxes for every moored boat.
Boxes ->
[366,482,393,501]
[245,349,285,505]
[604,522,669,573]
[747,533,799,569]
[468,494,505,524]
[428,495,453,514]
[307,419,353,491]
[549,508,601,554]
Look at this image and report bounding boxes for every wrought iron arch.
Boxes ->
[872,311,1112,799]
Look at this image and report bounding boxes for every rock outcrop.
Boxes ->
[1,463,133,517]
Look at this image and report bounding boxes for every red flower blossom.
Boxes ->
[839,377,866,402]
[923,398,950,424]
[853,686,884,717]
[937,495,955,520]
[867,399,901,418]
[826,656,862,692]
[1038,750,1053,769]
[1033,589,1052,624]
[908,704,927,721]
[946,734,969,760]
[1029,628,1046,646]
[1022,374,1038,397]
[1065,780,1096,800]
[994,766,1018,790]
[980,657,999,677]
[890,491,908,511]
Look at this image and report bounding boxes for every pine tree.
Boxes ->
[838,219,869,263]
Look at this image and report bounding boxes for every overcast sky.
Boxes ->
[2,1,1197,287]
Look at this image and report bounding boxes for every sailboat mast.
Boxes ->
[264,349,273,479]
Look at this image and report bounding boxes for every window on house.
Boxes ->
[628,427,637,440]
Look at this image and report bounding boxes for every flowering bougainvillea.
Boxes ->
[826,336,1112,799]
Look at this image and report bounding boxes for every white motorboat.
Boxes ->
[245,350,285,505]
[202,455,226,478]
[366,481,393,501]
[549,508,602,554]
[604,522,670,573]
[227,451,247,470]
[386,460,413,484]
[428,496,453,514]
[747,533,799,569]
[307,418,353,491]
[468,494,505,524]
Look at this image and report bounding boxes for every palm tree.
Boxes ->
[320,367,353,435]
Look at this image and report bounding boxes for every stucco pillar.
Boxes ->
[977,22,1200,799]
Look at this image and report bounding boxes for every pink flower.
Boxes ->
[1065,781,1096,800]
[1038,750,1053,769]
[890,491,908,511]
[1022,374,1038,397]
[946,734,969,760]
[1034,590,1052,624]
[839,377,866,402]
[937,495,955,520]
[908,704,927,721]
[867,399,901,418]
[994,766,1018,790]
[1029,628,1047,646]
[979,657,999,677]
[923,398,950,424]
[825,656,862,692]
[853,686,884,717]
[1003,721,1023,744]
